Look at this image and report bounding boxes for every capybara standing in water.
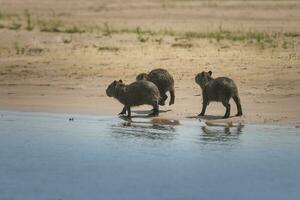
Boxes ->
[106,80,160,118]
[136,68,175,106]
[195,71,243,118]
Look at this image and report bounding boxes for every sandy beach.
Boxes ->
[0,0,300,124]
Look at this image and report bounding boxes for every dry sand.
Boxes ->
[0,0,300,124]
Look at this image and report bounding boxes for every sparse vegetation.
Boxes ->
[136,26,149,42]
[9,22,22,30]
[0,11,20,21]
[14,42,25,55]
[63,37,72,44]
[102,22,113,37]
[284,32,300,38]
[93,3,107,12]
[38,19,85,34]
[98,46,119,52]
[171,43,193,48]
[24,9,34,31]
[38,19,64,32]
[64,25,85,34]
[282,41,288,49]
[153,37,163,44]
[0,10,298,49]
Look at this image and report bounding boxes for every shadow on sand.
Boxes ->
[132,109,172,115]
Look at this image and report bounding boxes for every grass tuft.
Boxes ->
[64,25,85,34]
[24,9,34,31]
[14,42,25,55]
[38,19,64,32]
[136,26,150,42]
[98,46,119,51]
[102,22,113,37]
[171,43,192,48]
[284,32,300,37]
[9,22,22,30]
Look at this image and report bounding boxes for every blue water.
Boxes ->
[0,111,299,200]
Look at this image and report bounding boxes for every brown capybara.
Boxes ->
[136,68,175,106]
[195,71,243,118]
[106,80,160,118]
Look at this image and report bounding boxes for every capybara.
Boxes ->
[195,71,243,118]
[106,80,160,118]
[136,68,175,106]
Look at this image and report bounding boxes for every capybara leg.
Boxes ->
[199,100,208,116]
[159,92,168,106]
[169,88,175,105]
[126,106,131,118]
[149,100,159,116]
[118,106,127,115]
[222,101,231,118]
[233,95,243,116]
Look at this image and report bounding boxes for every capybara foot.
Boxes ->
[236,113,243,117]
[198,113,204,117]
[149,110,159,117]
[169,100,174,106]
[118,111,126,115]
[159,101,165,106]
[223,115,230,119]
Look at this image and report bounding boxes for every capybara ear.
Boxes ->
[119,79,123,83]
[113,80,117,85]
[208,71,212,76]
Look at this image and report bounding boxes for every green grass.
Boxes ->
[98,46,119,51]
[1,12,298,49]
[0,11,20,20]
[93,25,283,46]
[63,37,72,44]
[171,43,192,48]
[282,41,288,49]
[182,30,274,43]
[9,22,22,30]
[24,9,34,31]
[102,22,113,37]
[38,19,64,32]
[38,19,85,34]
[14,42,25,55]
[284,32,300,37]
[64,25,85,33]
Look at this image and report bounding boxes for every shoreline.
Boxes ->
[1,107,299,127]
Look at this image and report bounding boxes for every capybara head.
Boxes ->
[106,80,124,97]
[136,73,148,81]
[195,71,213,89]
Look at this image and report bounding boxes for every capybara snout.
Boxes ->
[195,71,212,89]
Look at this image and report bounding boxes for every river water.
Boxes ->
[0,111,299,200]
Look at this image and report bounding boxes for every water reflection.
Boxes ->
[110,118,179,140]
[198,122,244,145]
